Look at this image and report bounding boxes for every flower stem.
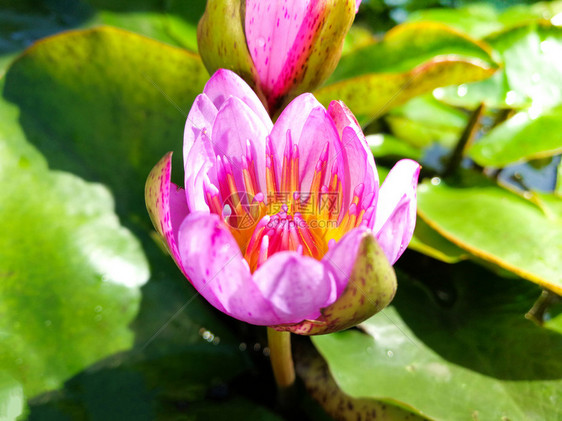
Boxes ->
[526,289,560,325]
[267,328,297,410]
[267,328,296,389]
[443,102,485,178]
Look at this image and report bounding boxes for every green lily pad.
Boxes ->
[546,307,562,335]
[469,104,562,167]
[3,26,208,218]
[197,0,258,95]
[295,343,424,421]
[164,0,207,52]
[0,373,24,421]
[376,165,465,264]
[417,177,562,294]
[0,0,206,74]
[367,134,423,161]
[313,266,562,421]
[439,22,562,110]
[329,22,496,78]
[0,90,149,397]
[1,26,255,416]
[500,1,562,28]
[91,0,206,52]
[0,2,93,73]
[26,345,257,420]
[315,22,497,124]
[386,95,468,149]
[409,218,469,264]
[408,3,505,39]
[557,159,562,195]
[93,10,180,48]
[341,25,376,56]
[408,1,562,39]
[533,191,562,223]
[169,397,284,420]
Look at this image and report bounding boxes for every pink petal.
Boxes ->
[372,159,421,264]
[245,0,324,105]
[322,226,370,296]
[327,99,362,137]
[339,126,378,209]
[202,69,272,130]
[268,93,321,181]
[295,105,342,192]
[269,93,341,191]
[183,94,217,170]
[183,71,275,211]
[375,200,414,265]
[184,130,216,212]
[269,92,322,143]
[253,251,337,323]
[355,0,362,12]
[182,94,219,212]
[177,212,281,325]
[211,96,269,194]
[328,100,379,211]
[145,152,189,273]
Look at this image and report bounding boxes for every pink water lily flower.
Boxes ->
[146,69,419,335]
[198,0,361,114]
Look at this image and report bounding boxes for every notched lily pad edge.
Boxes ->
[417,207,562,295]
[7,24,203,69]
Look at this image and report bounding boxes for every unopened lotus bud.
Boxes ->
[197,0,360,115]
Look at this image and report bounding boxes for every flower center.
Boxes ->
[203,135,371,272]
[243,208,323,271]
